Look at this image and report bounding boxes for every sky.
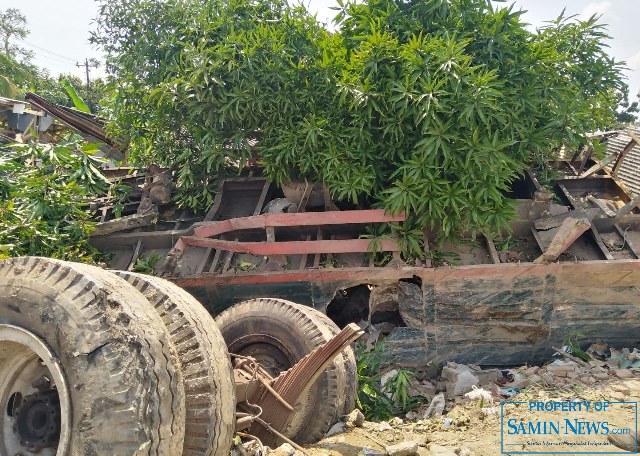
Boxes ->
[2,0,638,96]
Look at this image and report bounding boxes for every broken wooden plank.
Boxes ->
[92,211,157,237]
[484,236,501,264]
[589,225,615,260]
[586,195,616,217]
[127,239,143,271]
[577,146,594,175]
[533,217,591,264]
[616,192,640,217]
[209,246,223,273]
[579,154,617,178]
[193,209,406,239]
[612,133,638,177]
[534,208,600,231]
[254,180,271,216]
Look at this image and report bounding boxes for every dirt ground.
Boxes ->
[304,377,640,456]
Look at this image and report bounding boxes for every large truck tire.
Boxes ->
[115,271,236,456]
[215,298,342,444]
[300,306,358,416]
[0,257,185,456]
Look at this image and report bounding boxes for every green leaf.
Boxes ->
[61,79,92,113]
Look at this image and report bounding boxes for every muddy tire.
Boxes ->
[300,306,358,416]
[215,298,342,444]
[115,271,236,456]
[0,257,185,456]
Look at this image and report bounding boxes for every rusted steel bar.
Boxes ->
[250,323,364,444]
[236,363,294,411]
[192,209,405,238]
[179,237,401,255]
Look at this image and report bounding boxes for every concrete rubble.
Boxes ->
[244,342,639,456]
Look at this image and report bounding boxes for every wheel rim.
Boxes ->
[227,332,317,439]
[228,334,294,376]
[0,324,70,456]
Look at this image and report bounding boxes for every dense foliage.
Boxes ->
[0,137,109,261]
[94,0,626,250]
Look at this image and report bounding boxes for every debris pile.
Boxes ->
[507,344,640,393]
[296,343,640,456]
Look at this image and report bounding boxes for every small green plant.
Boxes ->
[361,224,393,266]
[562,332,590,362]
[355,342,419,421]
[110,182,131,219]
[426,249,460,267]
[133,252,162,274]
[495,236,521,252]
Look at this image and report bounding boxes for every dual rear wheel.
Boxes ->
[0,258,356,455]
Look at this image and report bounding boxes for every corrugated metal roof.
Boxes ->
[24,92,126,162]
[605,127,640,196]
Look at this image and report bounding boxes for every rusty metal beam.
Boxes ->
[180,237,400,255]
[192,209,405,239]
[249,323,364,445]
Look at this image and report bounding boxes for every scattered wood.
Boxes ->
[534,208,599,231]
[534,216,591,264]
[616,193,640,217]
[579,154,617,178]
[586,195,617,217]
[484,236,501,264]
[91,211,157,237]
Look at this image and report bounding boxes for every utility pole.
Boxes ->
[76,58,98,88]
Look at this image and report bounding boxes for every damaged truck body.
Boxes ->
[90,131,640,368]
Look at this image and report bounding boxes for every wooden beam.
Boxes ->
[535,208,600,231]
[253,180,271,216]
[577,146,594,174]
[616,193,640,217]
[579,154,617,178]
[127,240,143,271]
[534,217,591,264]
[92,211,157,237]
[484,236,501,264]
[612,133,638,177]
[589,225,615,261]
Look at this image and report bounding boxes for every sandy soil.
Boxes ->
[305,377,640,456]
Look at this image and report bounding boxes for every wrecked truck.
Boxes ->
[2,112,639,454]
[89,130,640,369]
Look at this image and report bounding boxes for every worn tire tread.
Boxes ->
[215,298,341,444]
[0,257,184,456]
[115,271,236,456]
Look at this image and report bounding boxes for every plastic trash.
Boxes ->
[464,385,494,404]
